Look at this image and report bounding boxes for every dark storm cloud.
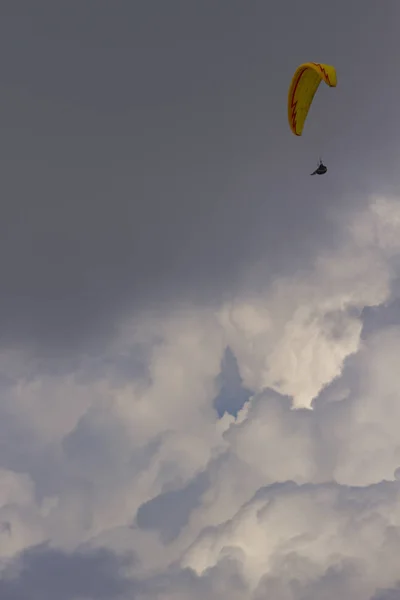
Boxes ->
[0,1,398,354]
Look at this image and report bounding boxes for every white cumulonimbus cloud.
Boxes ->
[0,196,400,599]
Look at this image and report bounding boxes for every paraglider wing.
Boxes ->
[288,63,337,136]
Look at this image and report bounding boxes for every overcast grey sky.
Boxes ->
[0,1,398,355]
[2,3,400,600]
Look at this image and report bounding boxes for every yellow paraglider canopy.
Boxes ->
[288,63,337,136]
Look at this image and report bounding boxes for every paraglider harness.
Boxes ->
[310,159,327,176]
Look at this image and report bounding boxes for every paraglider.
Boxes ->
[287,62,337,175]
[310,159,327,176]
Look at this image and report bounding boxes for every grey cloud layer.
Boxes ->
[0,2,399,352]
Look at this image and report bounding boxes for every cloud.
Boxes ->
[221,195,400,407]
[136,471,209,543]
[0,195,399,598]
[0,544,134,600]
[182,479,400,596]
[2,4,400,598]
[4,2,400,357]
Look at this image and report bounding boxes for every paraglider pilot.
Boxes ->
[310,159,327,176]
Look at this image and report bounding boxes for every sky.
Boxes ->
[2,1,400,599]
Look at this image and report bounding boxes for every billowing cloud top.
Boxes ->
[1,194,400,598]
